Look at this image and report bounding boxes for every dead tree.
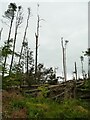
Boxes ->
[72,62,77,80]
[73,62,77,98]
[9,6,23,76]
[0,28,3,40]
[24,39,29,75]
[18,8,30,65]
[80,56,84,79]
[61,37,69,82]
[35,4,40,76]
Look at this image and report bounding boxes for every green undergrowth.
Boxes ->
[9,94,90,119]
[82,79,90,90]
[2,80,90,119]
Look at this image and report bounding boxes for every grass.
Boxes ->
[2,79,90,119]
[2,90,90,119]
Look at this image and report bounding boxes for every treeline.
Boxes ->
[0,3,57,89]
[0,3,90,89]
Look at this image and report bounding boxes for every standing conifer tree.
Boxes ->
[9,6,23,76]
[2,3,17,79]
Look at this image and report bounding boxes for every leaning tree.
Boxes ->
[2,3,17,79]
[9,5,23,76]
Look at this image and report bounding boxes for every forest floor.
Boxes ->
[2,81,90,119]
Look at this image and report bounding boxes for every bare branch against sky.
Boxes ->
[0,1,88,79]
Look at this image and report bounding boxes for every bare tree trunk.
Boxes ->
[0,28,3,40]
[81,61,84,79]
[26,49,29,75]
[61,37,66,82]
[35,35,38,75]
[9,24,18,76]
[75,62,77,81]
[9,7,23,76]
[64,47,67,82]
[35,14,40,80]
[2,17,14,79]
[18,8,30,65]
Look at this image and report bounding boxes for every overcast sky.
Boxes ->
[0,0,89,79]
